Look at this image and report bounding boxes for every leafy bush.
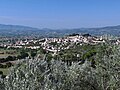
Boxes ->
[0,79,5,90]
[4,59,97,90]
[0,71,3,75]
[1,44,120,90]
[95,45,120,90]
[6,62,13,68]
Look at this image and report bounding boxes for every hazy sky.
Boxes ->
[0,0,120,29]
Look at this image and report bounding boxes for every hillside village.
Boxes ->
[1,34,120,54]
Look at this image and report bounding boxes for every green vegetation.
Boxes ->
[0,42,119,90]
[0,49,18,58]
[0,41,119,90]
[0,68,9,76]
[0,46,47,78]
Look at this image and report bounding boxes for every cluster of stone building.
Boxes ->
[1,35,120,53]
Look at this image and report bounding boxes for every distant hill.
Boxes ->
[0,24,44,37]
[0,24,39,30]
[0,24,120,37]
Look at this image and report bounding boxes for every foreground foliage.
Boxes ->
[0,44,120,90]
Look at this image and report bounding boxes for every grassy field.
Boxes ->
[0,49,19,58]
[0,54,18,58]
[0,68,9,75]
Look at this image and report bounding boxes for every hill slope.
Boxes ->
[0,24,120,37]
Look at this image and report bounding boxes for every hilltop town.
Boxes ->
[1,34,120,54]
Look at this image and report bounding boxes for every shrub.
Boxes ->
[6,62,12,68]
[6,56,14,62]
[0,71,3,75]
[0,64,4,68]
[0,79,5,90]
[1,44,120,90]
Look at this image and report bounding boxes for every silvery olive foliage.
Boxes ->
[0,78,5,90]
[4,59,98,90]
[94,45,120,90]
[1,44,120,90]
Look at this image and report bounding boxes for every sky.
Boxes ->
[0,0,120,29]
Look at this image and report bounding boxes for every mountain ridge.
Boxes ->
[0,24,120,37]
[0,24,40,31]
